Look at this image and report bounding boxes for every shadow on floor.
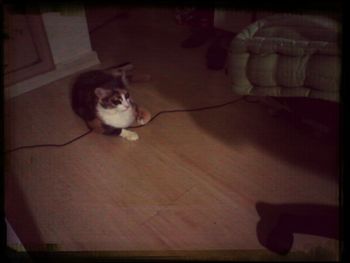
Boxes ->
[87,5,340,181]
[5,170,45,252]
[152,65,340,181]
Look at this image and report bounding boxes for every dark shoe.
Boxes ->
[181,29,214,48]
[256,202,294,255]
[206,43,227,70]
[206,32,234,70]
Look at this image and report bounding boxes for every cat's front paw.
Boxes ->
[120,129,139,141]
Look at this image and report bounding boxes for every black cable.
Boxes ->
[5,129,93,154]
[4,96,248,154]
[130,96,245,129]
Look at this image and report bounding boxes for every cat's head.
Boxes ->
[94,82,132,112]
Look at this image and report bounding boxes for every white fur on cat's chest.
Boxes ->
[97,105,135,128]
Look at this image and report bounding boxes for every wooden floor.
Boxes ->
[5,7,339,260]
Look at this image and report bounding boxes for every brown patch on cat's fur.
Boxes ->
[134,106,152,125]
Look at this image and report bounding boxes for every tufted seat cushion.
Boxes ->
[227,14,341,102]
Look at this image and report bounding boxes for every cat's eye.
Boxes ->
[111,98,121,104]
[125,93,130,99]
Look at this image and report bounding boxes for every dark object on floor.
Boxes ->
[206,42,227,70]
[274,97,339,139]
[181,29,214,48]
[178,8,215,49]
[256,202,339,255]
[206,32,234,70]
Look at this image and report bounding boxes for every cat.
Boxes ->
[71,69,145,141]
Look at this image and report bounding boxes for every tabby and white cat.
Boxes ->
[71,70,146,141]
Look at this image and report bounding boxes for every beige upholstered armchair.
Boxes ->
[226,14,341,102]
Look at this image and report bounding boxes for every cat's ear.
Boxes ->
[94,87,112,99]
[110,69,129,87]
[121,70,129,87]
[110,69,123,77]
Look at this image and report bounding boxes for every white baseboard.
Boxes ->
[6,218,26,252]
[5,51,100,100]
